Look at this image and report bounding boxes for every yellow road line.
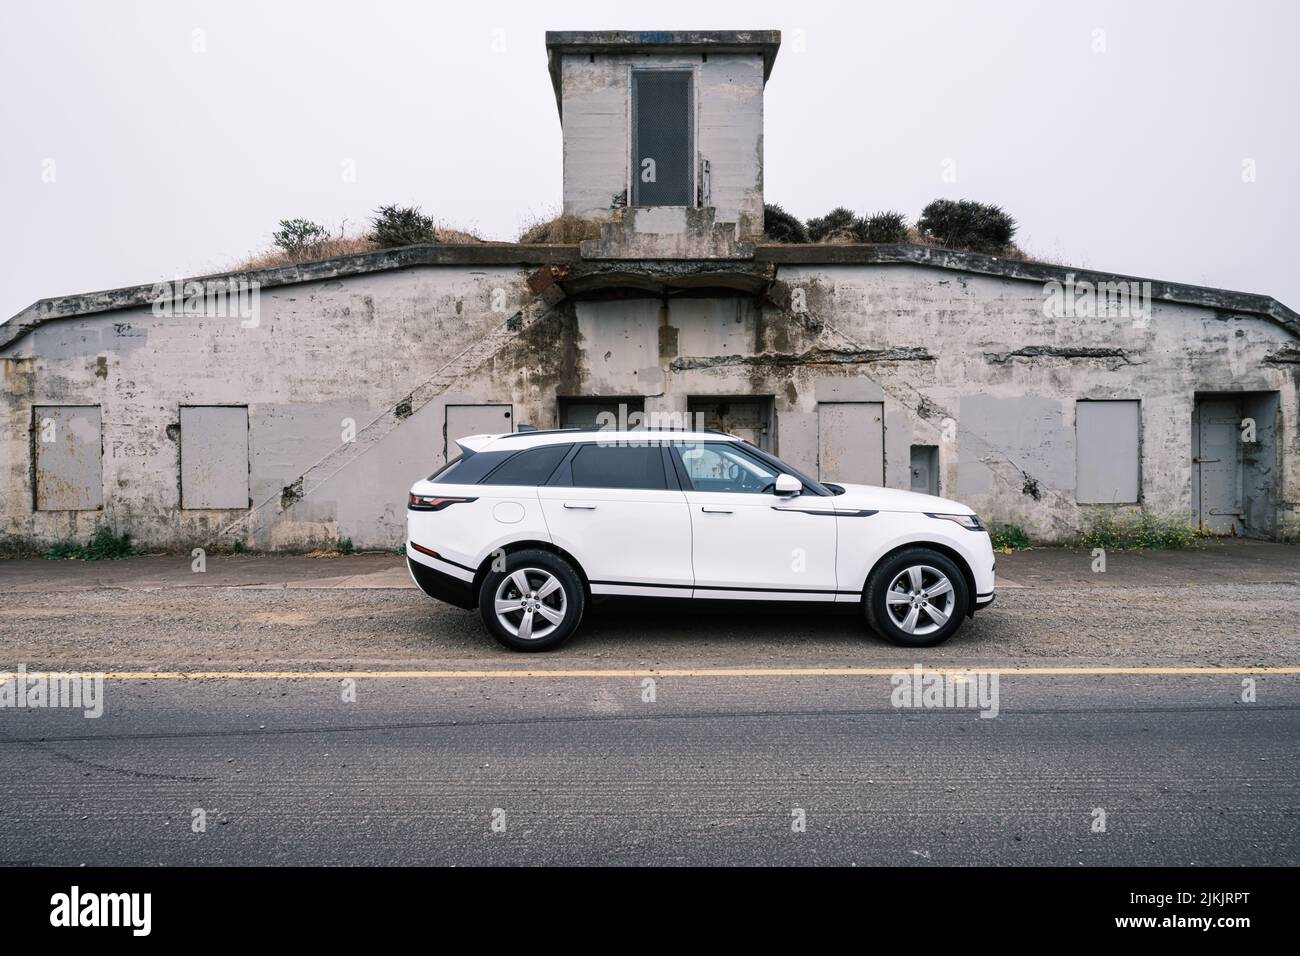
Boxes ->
[2,666,1300,681]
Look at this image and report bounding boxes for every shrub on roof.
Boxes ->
[916,199,1017,255]
[803,207,910,244]
[762,203,809,243]
[370,205,438,247]
[858,210,908,244]
[806,207,860,243]
[272,219,330,261]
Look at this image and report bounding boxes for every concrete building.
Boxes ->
[3,29,1298,550]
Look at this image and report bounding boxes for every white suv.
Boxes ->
[407,429,996,651]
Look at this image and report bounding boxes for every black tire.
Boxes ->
[478,549,585,652]
[864,547,970,648]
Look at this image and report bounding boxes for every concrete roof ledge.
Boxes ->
[3,241,1297,351]
[757,243,1300,338]
[0,243,577,352]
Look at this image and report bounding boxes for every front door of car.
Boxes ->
[537,440,693,595]
[670,442,839,599]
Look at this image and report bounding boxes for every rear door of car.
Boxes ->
[537,439,693,597]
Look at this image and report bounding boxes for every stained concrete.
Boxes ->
[2,30,1297,550]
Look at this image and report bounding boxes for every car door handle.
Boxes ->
[700,507,733,514]
[563,503,596,510]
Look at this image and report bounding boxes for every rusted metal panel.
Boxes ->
[1076,400,1140,505]
[33,405,103,510]
[687,398,772,450]
[180,406,249,509]
[444,404,513,460]
[818,402,884,485]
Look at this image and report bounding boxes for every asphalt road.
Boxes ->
[0,674,1296,865]
[1,541,1297,865]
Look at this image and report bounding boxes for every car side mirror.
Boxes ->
[774,473,802,497]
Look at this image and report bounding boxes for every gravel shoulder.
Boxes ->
[1,540,1297,670]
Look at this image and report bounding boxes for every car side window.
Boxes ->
[429,450,512,484]
[569,443,667,490]
[480,444,570,486]
[672,442,778,494]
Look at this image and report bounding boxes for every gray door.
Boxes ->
[818,402,884,485]
[1194,397,1244,534]
[444,404,512,460]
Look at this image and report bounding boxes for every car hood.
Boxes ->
[826,483,976,515]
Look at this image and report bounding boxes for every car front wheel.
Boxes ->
[478,549,585,651]
[864,548,970,647]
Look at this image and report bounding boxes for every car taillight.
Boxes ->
[408,494,477,511]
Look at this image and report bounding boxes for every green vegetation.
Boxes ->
[762,203,809,243]
[801,206,908,243]
[370,204,438,247]
[42,525,137,561]
[765,200,1012,250]
[0,535,44,559]
[857,210,908,244]
[805,206,859,242]
[989,525,1031,553]
[916,198,1017,255]
[1078,511,1203,551]
[271,218,329,261]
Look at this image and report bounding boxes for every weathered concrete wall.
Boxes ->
[558,51,765,238]
[3,259,1297,548]
[758,264,1300,539]
[485,264,1298,541]
[1,267,536,550]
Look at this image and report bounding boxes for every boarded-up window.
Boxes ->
[1076,400,1140,504]
[33,405,103,510]
[180,406,249,509]
[631,70,693,207]
[559,397,645,430]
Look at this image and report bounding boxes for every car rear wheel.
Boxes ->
[864,548,970,647]
[478,549,584,651]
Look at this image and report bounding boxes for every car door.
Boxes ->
[670,441,840,600]
[537,439,693,597]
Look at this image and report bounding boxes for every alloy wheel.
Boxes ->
[493,568,567,641]
[884,565,956,636]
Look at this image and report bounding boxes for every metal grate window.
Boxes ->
[631,70,693,206]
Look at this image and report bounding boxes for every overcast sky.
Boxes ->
[2,0,1297,321]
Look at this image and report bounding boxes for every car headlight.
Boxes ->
[926,512,985,531]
